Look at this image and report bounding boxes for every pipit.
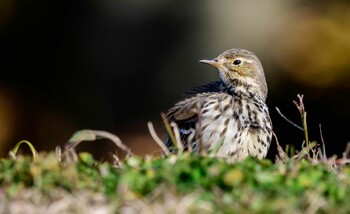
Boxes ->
[165,48,272,161]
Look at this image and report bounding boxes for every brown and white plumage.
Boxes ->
[165,48,272,161]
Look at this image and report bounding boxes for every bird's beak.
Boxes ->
[199,58,221,68]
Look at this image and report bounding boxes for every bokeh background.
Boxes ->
[1,0,350,160]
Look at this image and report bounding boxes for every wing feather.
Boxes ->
[164,80,227,151]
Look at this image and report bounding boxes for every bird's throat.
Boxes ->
[226,78,266,101]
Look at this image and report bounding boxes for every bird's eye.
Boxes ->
[233,60,241,65]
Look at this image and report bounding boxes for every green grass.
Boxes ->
[1,95,350,213]
[1,150,350,213]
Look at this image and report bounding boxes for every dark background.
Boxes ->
[1,0,350,160]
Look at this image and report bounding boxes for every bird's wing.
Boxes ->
[165,94,208,151]
[164,80,227,151]
[167,80,226,121]
[167,95,205,121]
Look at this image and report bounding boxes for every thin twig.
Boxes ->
[63,130,134,162]
[293,94,309,153]
[273,131,288,162]
[296,142,317,162]
[63,145,78,163]
[95,131,133,155]
[275,107,304,131]
[113,154,123,168]
[293,94,305,112]
[148,122,170,156]
[187,129,195,152]
[161,112,177,149]
[345,142,350,158]
[341,142,350,162]
[55,146,62,162]
[170,122,184,152]
[303,112,309,150]
[195,102,204,154]
[319,124,327,161]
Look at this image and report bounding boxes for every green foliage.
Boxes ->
[0,152,120,197]
[1,152,350,213]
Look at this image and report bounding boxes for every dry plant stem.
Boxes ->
[187,130,195,152]
[275,107,304,131]
[170,122,184,152]
[161,112,177,149]
[55,146,62,162]
[195,102,204,154]
[113,154,123,168]
[273,131,288,162]
[319,124,327,161]
[302,113,309,150]
[293,94,310,154]
[337,143,350,165]
[64,130,134,160]
[147,122,170,156]
[64,146,78,163]
[343,143,350,159]
[296,142,317,162]
[94,131,134,156]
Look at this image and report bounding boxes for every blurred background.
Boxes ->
[1,0,350,160]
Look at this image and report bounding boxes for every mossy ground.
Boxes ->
[1,149,350,213]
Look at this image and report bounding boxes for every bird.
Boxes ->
[164,48,272,161]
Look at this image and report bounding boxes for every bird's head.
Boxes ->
[200,48,268,100]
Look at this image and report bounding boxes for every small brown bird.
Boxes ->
[165,48,272,161]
